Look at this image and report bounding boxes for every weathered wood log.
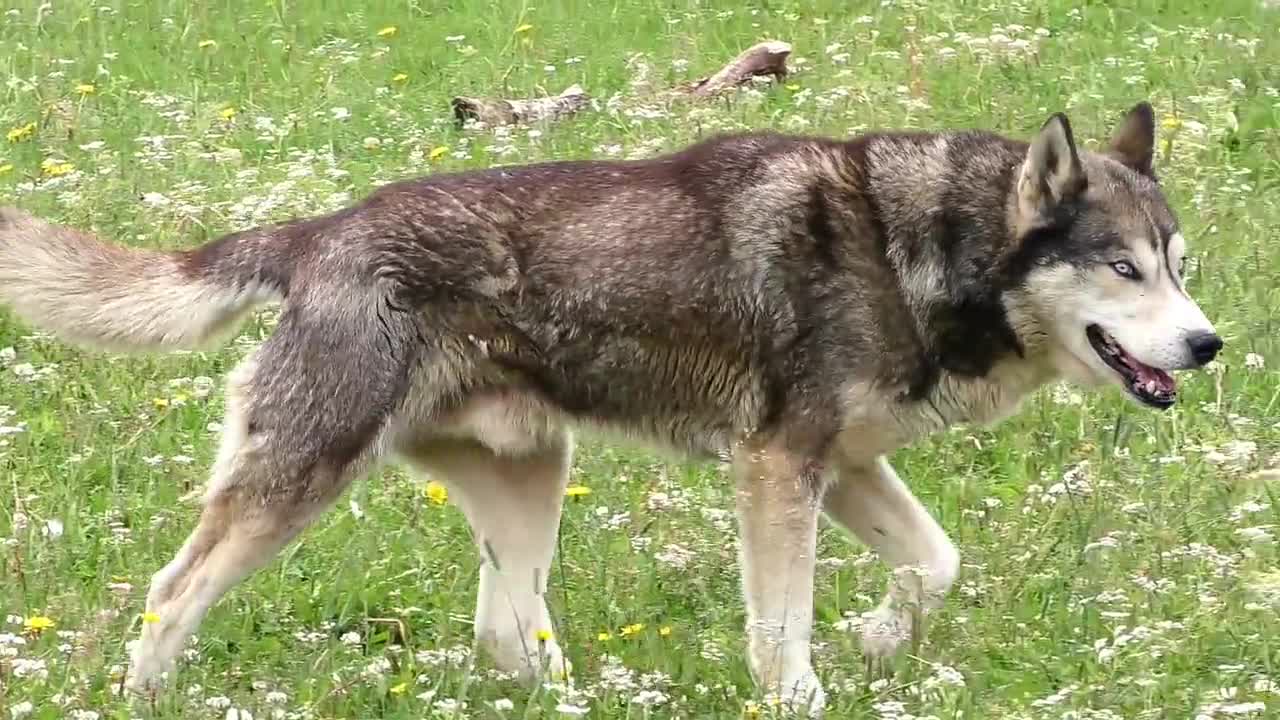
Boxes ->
[685,40,792,96]
[451,84,590,127]
[449,40,792,129]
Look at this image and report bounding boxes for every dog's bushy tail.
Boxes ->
[0,207,287,352]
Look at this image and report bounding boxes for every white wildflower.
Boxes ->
[433,697,466,714]
[1032,684,1078,708]
[1226,440,1259,464]
[631,689,669,706]
[12,658,48,679]
[141,192,171,208]
[599,654,637,692]
[654,543,695,569]
[1236,526,1275,544]
[930,664,965,687]
[361,656,392,678]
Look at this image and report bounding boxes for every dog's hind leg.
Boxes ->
[402,432,572,683]
[125,297,416,693]
[823,455,960,662]
[126,482,339,693]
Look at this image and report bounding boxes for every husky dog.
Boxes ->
[0,101,1219,715]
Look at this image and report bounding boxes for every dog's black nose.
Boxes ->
[1186,332,1223,367]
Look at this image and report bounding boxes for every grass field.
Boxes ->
[2,0,1279,718]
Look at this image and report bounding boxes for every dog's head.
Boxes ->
[1005,102,1219,409]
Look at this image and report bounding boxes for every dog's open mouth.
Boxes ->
[1086,325,1176,409]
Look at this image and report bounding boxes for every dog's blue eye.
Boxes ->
[1111,260,1139,279]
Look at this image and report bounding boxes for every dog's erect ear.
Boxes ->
[1015,112,1087,231]
[1107,101,1156,178]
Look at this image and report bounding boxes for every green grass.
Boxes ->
[2,0,1279,718]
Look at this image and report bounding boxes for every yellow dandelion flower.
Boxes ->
[23,615,55,632]
[785,83,801,91]
[564,485,591,498]
[514,23,534,34]
[535,629,553,642]
[8,122,36,143]
[75,83,96,95]
[743,700,762,717]
[152,397,170,409]
[428,145,449,161]
[198,39,218,49]
[40,159,74,177]
[141,612,161,624]
[1161,117,1182,130]
[0,164,12,175]
[220,106,238,120]
[619,622,645,637]
[425,481,449,505]
[377,26,398,38]
[388,681,408,694]
[658,625,672,637]
[392,72,409,83]
[597,631,612,641]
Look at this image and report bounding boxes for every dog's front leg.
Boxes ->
[733,438,827,717]
[824,455,960,662]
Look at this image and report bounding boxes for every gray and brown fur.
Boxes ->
[0,101,1218,715]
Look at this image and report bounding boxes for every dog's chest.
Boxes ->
[836,369,1040,461]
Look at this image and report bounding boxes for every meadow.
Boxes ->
[1,0,1278,718]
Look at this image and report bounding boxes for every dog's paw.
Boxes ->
[765,669,827,718]
[483,632,572,685]
[122,668,166,704]
[123,641,172,699]
[535,642,573,684]
[858,603,913,660]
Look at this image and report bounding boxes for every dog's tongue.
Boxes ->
[1133,363,1176,394]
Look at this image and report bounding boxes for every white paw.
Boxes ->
[859,603,913,659]
[767,669,827,718]
[534,640,573,683]
[122,665,167,699]
[124,640,172,697]
[482,632,572,683]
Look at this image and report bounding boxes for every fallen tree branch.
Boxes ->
[451,84,590,127]
[449,40,792,129]
[684,40,792,97]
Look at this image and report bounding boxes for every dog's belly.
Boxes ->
[416,387,744,460]
[479,333,771,457]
